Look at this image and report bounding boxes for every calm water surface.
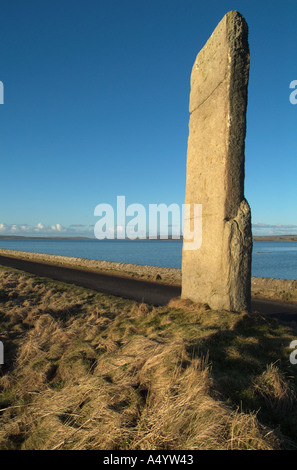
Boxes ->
[0,238,296,280]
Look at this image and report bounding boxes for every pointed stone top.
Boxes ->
[189,11,249,113]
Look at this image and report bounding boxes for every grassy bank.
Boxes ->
[0,265,297,450]
[0,249,181,285]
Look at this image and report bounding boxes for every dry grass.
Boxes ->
[0,266,297,450]
[253,363,296,418]
[251,278,297,304]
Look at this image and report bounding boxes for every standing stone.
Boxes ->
[182,11,252,312]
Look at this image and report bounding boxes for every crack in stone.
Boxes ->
[190,74,228,115]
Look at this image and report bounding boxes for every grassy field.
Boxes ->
[0,265,297,450]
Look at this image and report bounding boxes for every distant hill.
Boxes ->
[253,235,297,241]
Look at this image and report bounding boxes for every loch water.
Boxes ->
[0,238,296,280]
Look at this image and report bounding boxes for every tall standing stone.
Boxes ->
[182,11,252,312]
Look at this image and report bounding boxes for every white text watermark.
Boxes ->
[289,340,297,365]
[94,196,202,251]
[0,81,3,104]
[0,341,3,365]
[289,80,297,104]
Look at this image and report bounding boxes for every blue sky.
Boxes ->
[0,0,296,237]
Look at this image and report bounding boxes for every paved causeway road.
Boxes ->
[0,254,296,322]
[0,254,180,306]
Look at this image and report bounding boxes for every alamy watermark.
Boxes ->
[94,196,202,251]
[289,340,297,365]
[0,341,3,365]
[289,80,297,104]
[0,81,3,104]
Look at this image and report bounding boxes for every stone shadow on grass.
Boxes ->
[186,312,297,446]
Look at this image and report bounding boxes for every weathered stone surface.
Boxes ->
[182,11,252,312]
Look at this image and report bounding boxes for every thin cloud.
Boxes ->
[0,221,296,238]
[0,223,88,237]
[252,223,297,235]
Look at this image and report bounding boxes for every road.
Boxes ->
[0,254,296,322]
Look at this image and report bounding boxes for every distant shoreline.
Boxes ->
[0,235,296,241]
[252,235,297,241]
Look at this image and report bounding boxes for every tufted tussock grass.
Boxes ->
[0,266,297,450]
